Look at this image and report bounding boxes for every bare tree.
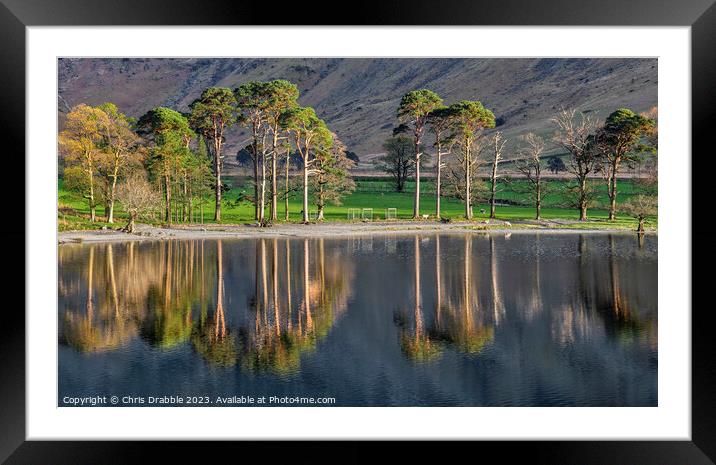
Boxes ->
[115,172,162,233]
[620,194,657,233]
[516,133,546,220]
[444,134,488,219]
[551,108,599,220]
[427,107,455,218]
[488,132,507,219]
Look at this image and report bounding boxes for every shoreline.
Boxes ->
[58,220,656,244]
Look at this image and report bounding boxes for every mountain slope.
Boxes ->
[58,57,657,168]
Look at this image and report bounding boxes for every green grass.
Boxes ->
[58,177,657,231]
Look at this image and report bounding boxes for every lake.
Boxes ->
[58,232,657,406]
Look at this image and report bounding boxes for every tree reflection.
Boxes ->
[432,235,494,355]
[61,245,138,352]
[58,233,655,374]
[489,236,505,325]
[59,240,209,352]
[237,238,355,374]
[141,241,202,349]
[398,236,441,362]
[395,235,495,362]
[600,235,656,346]
[58,238,354,371]
[552,234,656,348]
[522,234,543,321]
[191,240,237,367]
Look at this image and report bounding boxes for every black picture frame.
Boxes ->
[1,0,713,462]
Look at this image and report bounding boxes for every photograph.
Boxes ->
[2,0,710,457]
[56,57,658,408]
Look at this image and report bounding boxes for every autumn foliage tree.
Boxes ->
[59,104,109,222]
[95,102,143,223]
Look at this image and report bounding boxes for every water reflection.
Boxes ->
[238,238,354,373]
[391,233,656,364]
[58,233,657,406]
[192,240,236,367]
[61,245,139,352]
[59,237,355,373]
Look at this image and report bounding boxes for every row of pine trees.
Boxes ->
[389,89,656,223]
[59,79,356,228]
[59,81,657,230]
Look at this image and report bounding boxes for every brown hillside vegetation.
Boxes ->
[58,58,657,170]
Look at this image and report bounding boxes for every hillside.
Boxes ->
[58,57,657,171]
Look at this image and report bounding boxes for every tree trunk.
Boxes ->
[412,134,421,219]
[535,169,541,220]
[253,156,259,221]
[188,183,193,224]
[435,142,442,218]
[315,185,325,221]
[285,155,290,221]
[164,171,171,225]
[214,145,222,222]
[302,157,309,224]
[108,162,119,224]
[270,129,278,221]
[125,212,136,233]
[608,158,620,221]
[88,169,96,223]
[579,176,588,221]
[637,217,645,233]
[258,153,266,224]
[489,160,498,219]
[464,145,472,220]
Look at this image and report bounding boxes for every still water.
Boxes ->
[58,233,657,406]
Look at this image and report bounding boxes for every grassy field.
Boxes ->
[58,177,656,231]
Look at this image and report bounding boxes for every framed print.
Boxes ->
[2,0,715,462]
